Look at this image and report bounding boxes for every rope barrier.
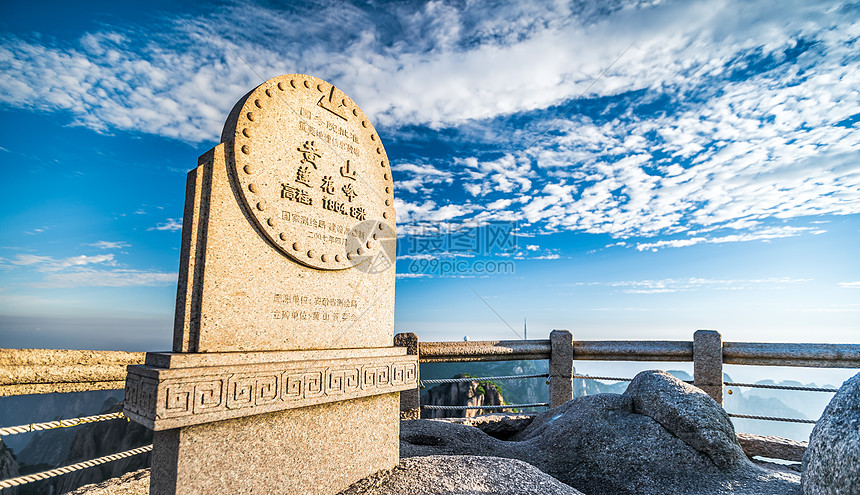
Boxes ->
[728,413,816,424]
[0,444,152,489]
[724,382,838,393]
[420,373,549,385]
[0,412,126,437]
[422,403,549,410]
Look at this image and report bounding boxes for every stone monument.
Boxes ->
[123,74,417,494]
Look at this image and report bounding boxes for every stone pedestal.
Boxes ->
[125,74,414,494]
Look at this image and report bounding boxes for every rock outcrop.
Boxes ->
[338,455,584,495]
[421,375,505,419]
[54,401,152,494]
[802,372,860,495]
[622,369,746,469]
[402,370,801,494]
[65,468,149,495]
[0,439,20,495]
[429,413,535,440]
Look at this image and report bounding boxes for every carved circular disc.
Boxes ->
[225,74,396,270]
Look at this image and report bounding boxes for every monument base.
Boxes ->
[150,393,399,495]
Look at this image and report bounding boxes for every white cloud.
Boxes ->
[150,218,182,232]
[392,162,454,194]
[526,245,539,251]
[635,226,827,251]
[87,241,130,249]
[486,199,513,210]
[838,282,860,289]
[393,199,473,227]
[11,253,116,271]
[29,269,177,288]
[459,154,535,196]
[602,276,811,294]
[398,252,474,260]
[5,251,175,288]
[1,0,858,247]
[2,1,846,139]
[395,273,432,279]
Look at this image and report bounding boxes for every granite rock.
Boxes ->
[65,468,149,495]
[337,455,584,495]
[801,372,860,495]
[0,439,19,495]
[622,370,746,469]
[434,413,535,440]
[402,370,801,494]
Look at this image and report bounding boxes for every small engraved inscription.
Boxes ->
[230,74,394,270]
[282,184,313,205]
[296,141,321,169]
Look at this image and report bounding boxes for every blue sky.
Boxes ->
[1,0,858,371]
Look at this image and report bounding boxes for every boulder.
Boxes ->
[623,370,746,469]
[423,413,534,440]
[401,419,511,459]
[402,370,801,494]
[337,455,584,495]
[802,372,860,495]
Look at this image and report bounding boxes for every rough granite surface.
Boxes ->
[150,393,399,495]
[172,73,396,353]
[737,433,807,463]
[65,469,149,495]
[622,369,745,469]
[337,455,584,495]
[402,371,801,495]
[801,371,860,495]
[435,413,536,440]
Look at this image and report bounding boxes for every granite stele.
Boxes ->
[123,74,416,494]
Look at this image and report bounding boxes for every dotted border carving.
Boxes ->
[226,74,396,270]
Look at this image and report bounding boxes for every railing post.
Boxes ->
[693,329,723,405]
[394,332,421,419]
[549,329,574,407]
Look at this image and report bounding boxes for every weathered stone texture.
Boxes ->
[548,329,573,407]
[693,329,724,404]
[152,394,399,495]
[394,333,420,419]
[172,73,396,354]
[400,370,800,495]
[802,372,860,495]
[0,349,143,396]
[65,469,150,495]
[124,350,416,430]
[736,433,807,463]
[623,369,744,469]
[337,455,584,495]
